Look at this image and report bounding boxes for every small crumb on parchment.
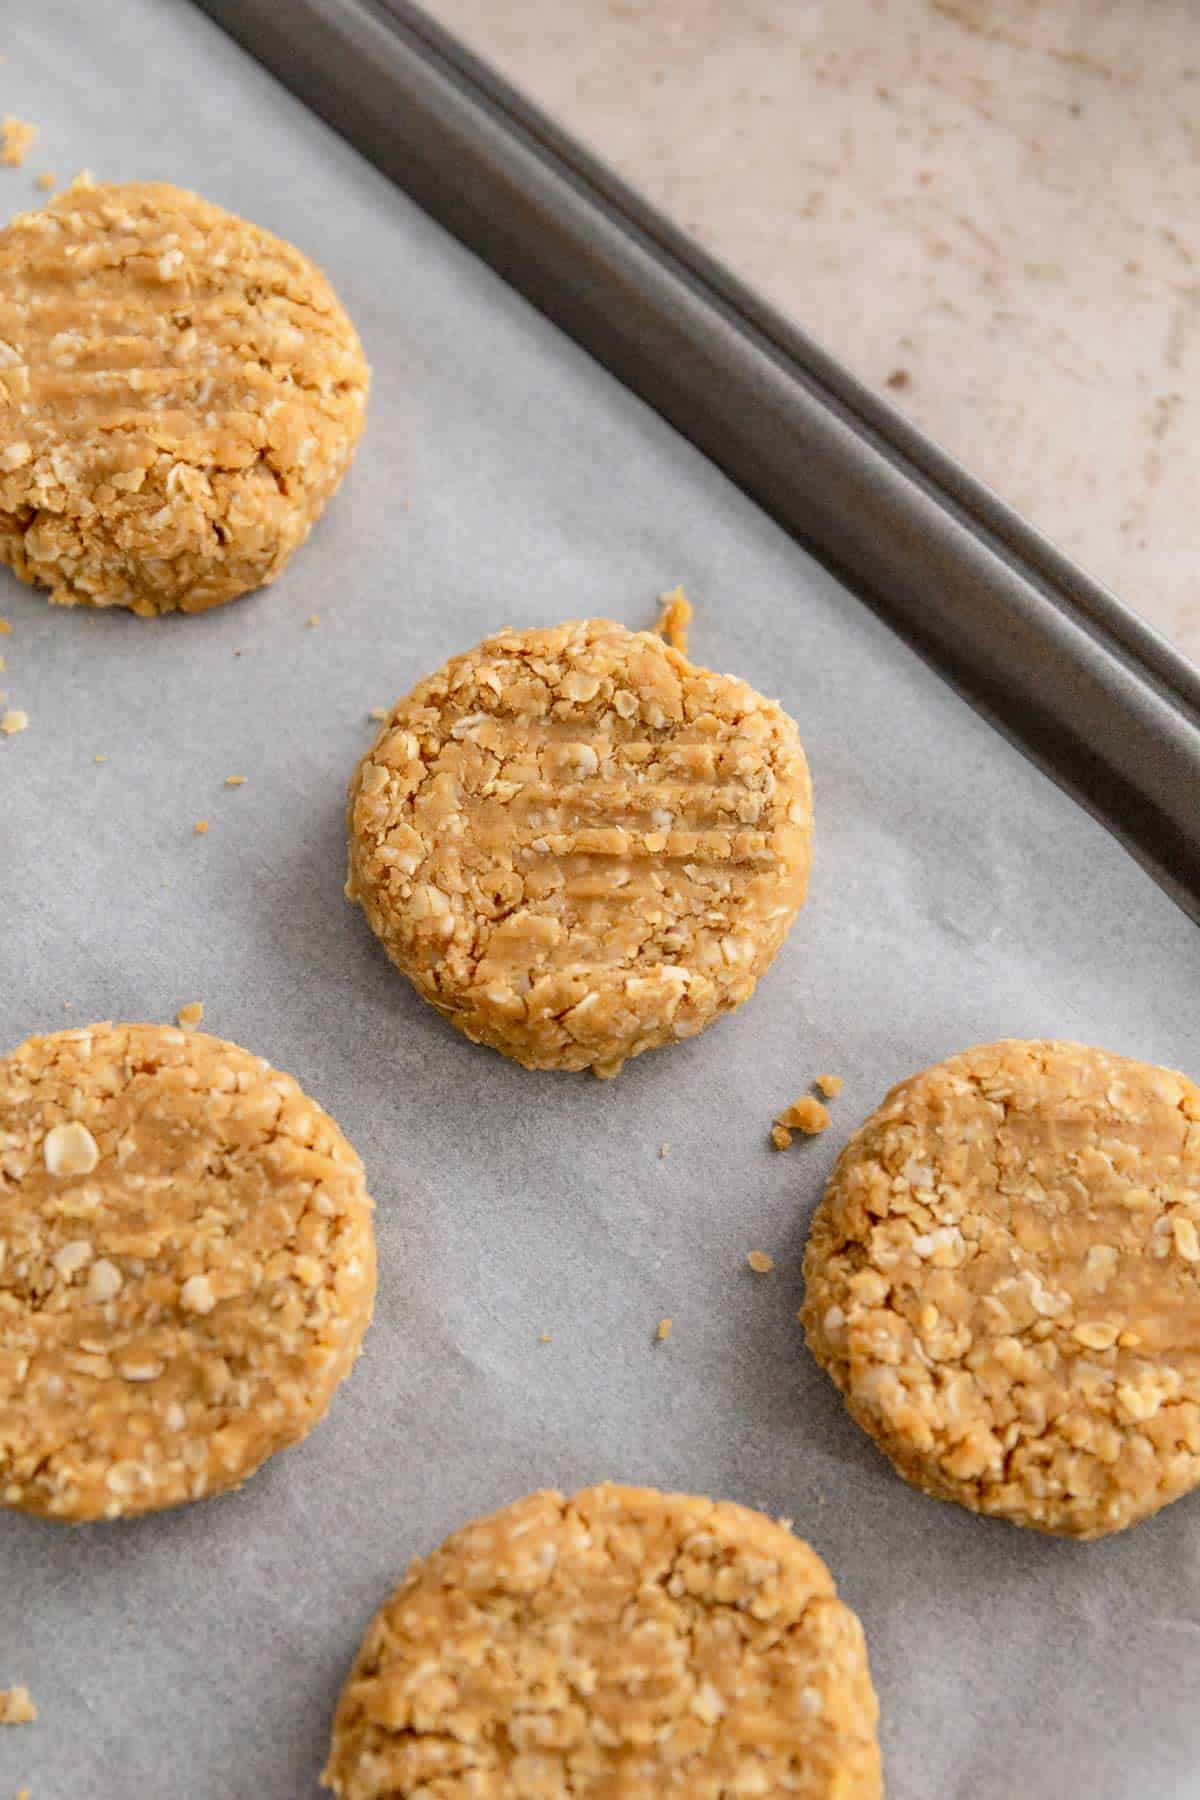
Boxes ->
[0,1685,36,1725]
[656,1317,673,1342]
[816,1073,843,1098]
[177,1002,204,1030]
[659,1141,670,1158]
[36,169,55,191]
[94,753,106,764]
[368,706,388,722]
[1,709,28,736]
[17,1787,33,1799]
[538,1332,552,1344]
[69,168,94,190]
[225,774,246,787]
[0,619,10,635]
[653,585,692,655]
[307,612,319,628]
[194,819,209,835]
[772,1093,831,1148]
[747,1250,775,1275]
[0,656,5,672]
[1,117,37,167]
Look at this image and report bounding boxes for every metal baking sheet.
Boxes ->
[1,4,1199,1799]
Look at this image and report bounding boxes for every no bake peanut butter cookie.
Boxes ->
[803,1038,1200,1539]
[0,1022,375,1521]
[0,180,368,614]
[323,1483,881,1799]
[346,619,813,1076]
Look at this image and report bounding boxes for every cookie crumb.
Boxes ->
[816,1073,843,1098]
[771,1123,793,1151]
[0,619,10,634]
[653,585,692,654]
[35,170,55,191]
[94,753,106,764]
[538,1332,552,1344]
[659,1141,670,1158]
[656,1317,673,1342]
[194,819,209,835]
[1,118,37,168]
[224,774,246,787]
[747,1250,775,1275]
[885,368,911,390]
[17,1787,32,1799]
[1,709,28,736]
[176,1002,204,1030]
[307,612,320,628]
[0,655,5,671]
[0,1686,36,1725]
[776,1095,831,1139]
[368,707,388,722]
[69,168,94,189]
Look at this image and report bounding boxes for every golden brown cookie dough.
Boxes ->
[346,619,813,1076]
[0,181,368,615]
[802,1038,1200,1539]
[0,1022,375,1521]
[323,1483,881,1799]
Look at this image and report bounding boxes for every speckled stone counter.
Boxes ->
[432,0,1200,661]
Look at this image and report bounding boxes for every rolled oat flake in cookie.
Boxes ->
[0,1022,375,1520]
[346,619,813,1075]
[323,1482,882,1798]
[0,180,368,614]
[803,1038,1200,1538]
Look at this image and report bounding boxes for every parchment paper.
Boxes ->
[1,4,1199,1796]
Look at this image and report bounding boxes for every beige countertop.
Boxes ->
[431,0,1200,662]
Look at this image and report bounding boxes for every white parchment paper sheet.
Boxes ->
[1,3,1199,1795]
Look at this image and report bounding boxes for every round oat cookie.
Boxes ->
[802,1038,1200,1539]
[323,1482,882,1799]
[0,1021,375,1521]
[0,180,368,615]
[345,619,813,1076]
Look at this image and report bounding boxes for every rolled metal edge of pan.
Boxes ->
[193,0,1200,923]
